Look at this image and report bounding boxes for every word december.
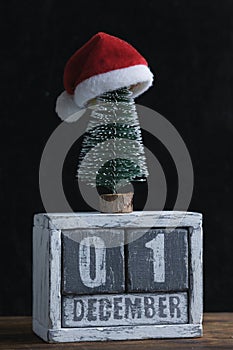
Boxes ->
[73,294,183,322]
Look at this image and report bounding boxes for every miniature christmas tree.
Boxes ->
[77,87,149,199]
[55,32,154,212]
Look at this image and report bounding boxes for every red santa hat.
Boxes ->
[56,32,154,122]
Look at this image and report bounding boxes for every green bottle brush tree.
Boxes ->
[77,87,149,212]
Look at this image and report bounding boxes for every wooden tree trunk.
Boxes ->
[99,193,133,213]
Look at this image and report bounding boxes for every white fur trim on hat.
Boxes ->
[56,64,153,122]
[74,64,153,108]
[56,91,86,122]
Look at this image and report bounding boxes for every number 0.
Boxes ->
[145,233,165,282]
[79,236,106,288]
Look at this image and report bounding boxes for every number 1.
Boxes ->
[145,233,165,283]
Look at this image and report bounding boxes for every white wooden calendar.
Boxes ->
[32,211,203,342]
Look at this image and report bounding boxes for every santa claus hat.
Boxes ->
[56,32,154,122]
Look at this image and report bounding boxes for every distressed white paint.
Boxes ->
[49,229,61,328]
[189,226,203,324]
[33,322,202,343]
[32,227,61,332]
[145,234,165,282]
[62,292,188,328]
[34,211,202,230]
[79,236,106,288]
[32,211,203,342]
[32,226,50,329]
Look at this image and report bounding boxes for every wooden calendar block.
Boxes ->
[126,228,189,292]
[62,229,125,294]
[32,211,203,342]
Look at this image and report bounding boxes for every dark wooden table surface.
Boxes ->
[0,313,233,349]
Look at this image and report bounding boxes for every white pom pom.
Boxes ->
[55,91,86,123]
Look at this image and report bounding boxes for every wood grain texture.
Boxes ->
[32,226,50,329]
[0,314,232,349]
[48,324,202,342]
[32,227,61,333]
[49,229,62,328]
[99,193,133,213]
[189,226,203,325]
[34,211,202,230]
[126,228,188,292]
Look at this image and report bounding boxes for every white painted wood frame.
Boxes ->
[33,211,203,342]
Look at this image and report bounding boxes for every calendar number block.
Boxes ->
[62,229,125,294]
[126,228,189,292]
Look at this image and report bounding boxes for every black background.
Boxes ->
[1,0,233,315]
